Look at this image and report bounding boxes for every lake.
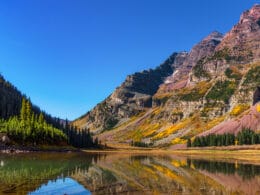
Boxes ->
[0,152,260,195]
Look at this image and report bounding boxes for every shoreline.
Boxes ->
[0,145,81,154]
[1,144,260,155]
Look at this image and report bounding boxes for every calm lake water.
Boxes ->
[0,152,260,195]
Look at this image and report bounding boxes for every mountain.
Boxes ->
[0,74,23,119]
[156,31,223,95]
[73,53,177,132]
[73,4,260,147]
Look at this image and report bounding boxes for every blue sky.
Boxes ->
[0,0,257,120]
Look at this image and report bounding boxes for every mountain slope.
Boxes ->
[74,4,260,147]
[73,52,179,132]
[0,74,98,148]
[0,74,23,119]
[0,74,63,128]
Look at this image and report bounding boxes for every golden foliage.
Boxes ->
[185,115,226,138]
[230,104,250,116]
[152,107,162,115]
[153,118,191,140]
[126,122,162,141]
[256,104,260,113]
[176,81,212,101]
[171,138,186,145]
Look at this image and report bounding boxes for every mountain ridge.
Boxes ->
[73,4,260,148]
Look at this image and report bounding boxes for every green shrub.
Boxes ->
[225,68,242,80]
[206,80,237,103]
[105,118,119,130]
[179,82,211,101]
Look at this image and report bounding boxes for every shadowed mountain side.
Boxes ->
[73,53,178,132]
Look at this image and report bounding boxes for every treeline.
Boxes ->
[187,128,260,147]
[130,141,152,147]
[0,98,67,145]
[63,121,99,148]
[0,74,67,130]
[0,98,98,148]
[0,74,98,148]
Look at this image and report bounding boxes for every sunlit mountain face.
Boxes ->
[73,5,260,149]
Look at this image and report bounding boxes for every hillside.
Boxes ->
[73,53,177,132]
[0,74,63,127]
[0,74,96,148]
[73,4,260,148]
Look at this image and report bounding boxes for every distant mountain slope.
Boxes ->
[74,4,260,147]
[73,53,178,132]
[0,74,23,119]
[0,74,61,127]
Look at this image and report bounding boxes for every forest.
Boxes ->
[0,98,98,148]
[188,128,260,147]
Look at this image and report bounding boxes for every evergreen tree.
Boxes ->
[187,138,191,147]
[25,100,32,124]
[20,98,26,122]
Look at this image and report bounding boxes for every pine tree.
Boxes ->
[20,98,26,122]
[38,113,44,127]
[25,99,32,124]
[187,138,191,147]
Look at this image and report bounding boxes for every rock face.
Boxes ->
[157,31,223,94]
[217,4,260,61]
[73,53,178,132]
[0,133,11,145]
[73,4,260,147]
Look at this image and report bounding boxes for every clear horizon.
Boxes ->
[0,0,257,120]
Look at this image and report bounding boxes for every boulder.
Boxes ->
[1,135,11,145]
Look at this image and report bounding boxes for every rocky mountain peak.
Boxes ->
[216,4,260,61]
[240,4,260,23]
[158,31,223,92]
[203,31,223,42]
[184,31,223,67]
[73,5,260,148]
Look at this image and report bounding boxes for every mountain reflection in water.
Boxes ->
[0,152,260,194]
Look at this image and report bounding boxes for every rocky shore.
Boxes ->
[0,144,80,154]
